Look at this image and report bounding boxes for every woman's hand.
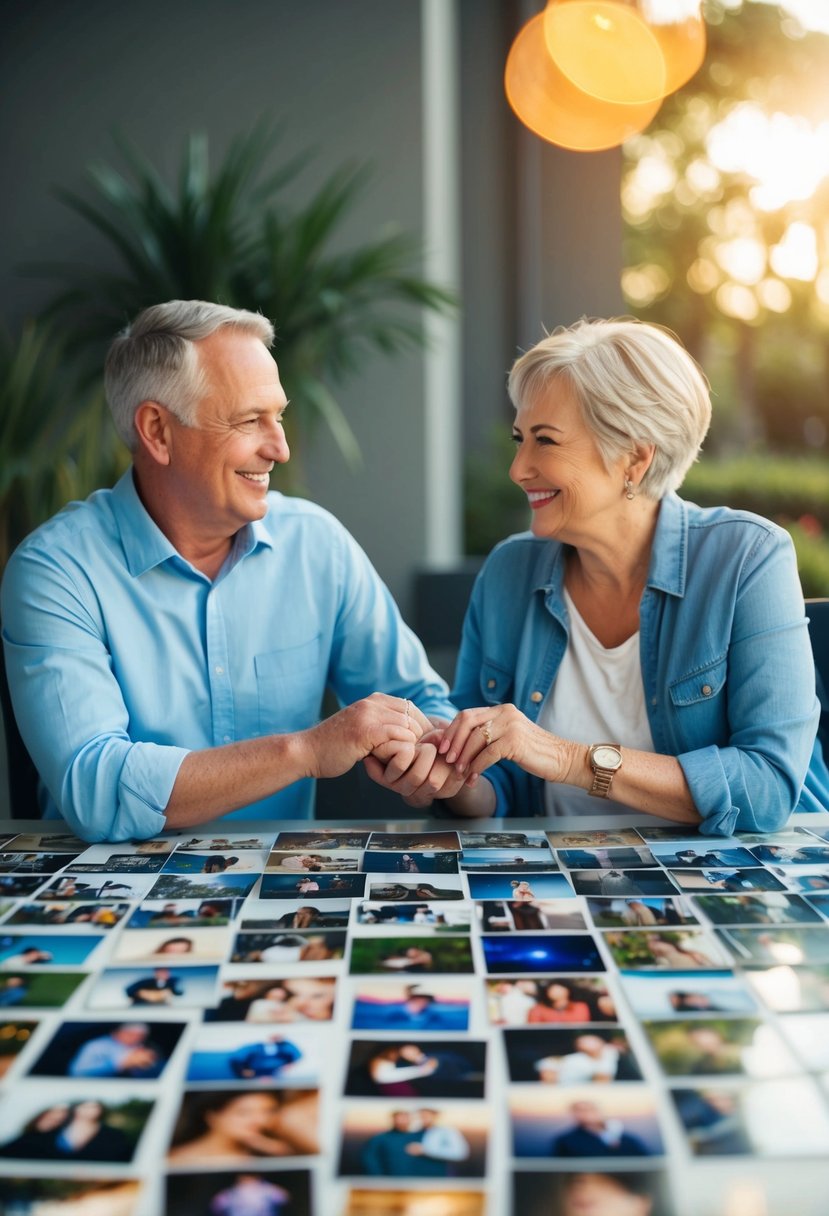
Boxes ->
[438,704,582,785]
[364,729,478,807]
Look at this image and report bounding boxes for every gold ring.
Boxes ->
[480,720,493,745]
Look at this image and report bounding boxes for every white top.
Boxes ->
[539,588,655,818]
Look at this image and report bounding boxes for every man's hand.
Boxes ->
[364,728,478,808]
[301,693,421,780]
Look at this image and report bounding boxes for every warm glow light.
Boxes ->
[505,13,663,152]
[716,282,760,322]
[770,222,819,280]
[714,237,766,284]
[757,277,792,312]
[707,104,829,211]
[544,1,667,105]
[687,257,720,293]
[622,262,671,305]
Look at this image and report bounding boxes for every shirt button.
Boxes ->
[215,665,224,675]
[487,679,496,690]
[530,691,543,703]
[701,684,713,696]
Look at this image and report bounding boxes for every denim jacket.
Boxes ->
[452,493,829,835]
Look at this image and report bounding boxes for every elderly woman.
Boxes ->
[426,317,827,834]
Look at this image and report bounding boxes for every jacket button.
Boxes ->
[701,684,713,696]
[530,691,543,703]
[487,679,496,690]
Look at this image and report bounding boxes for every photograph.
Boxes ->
[744,963,829,1013]
[86,964,219,1010]
[112,926,231,965]
[462,830,550,849]
[260,874,366,900]
[0,971,88,1009]
[642,1016,797,1078]
[165,1170,312,1216]
[366,832,461,853]
[586,896,696,929]
[557,846,658,871]
[459,848,557,872]
[343,1190,484,1216]
[0,1018,38,1079]
[61,853,166,874]
[716,925,829,965]
[784,871,829,894]
[666,868,787,893]
[3,901,131,930]
[466,872,574,901]
[360,852,459,875]
[264,850,362,873]
[510,1084,665,1158]
[778,1011,829,1072]
[162,851,267,874]
[241,902,352,930]
[804,892,829,916]
[672,1077,829,1157]
[648,844,758,869]
[356,902,472,931]
[481,933,604,974]
[204,976,337,1024]
[503,1027,642,1084]
[367,881,464,902]
[126,898,242,928]
[185,1023,322,1083]
[3,833,86,853]
[602,930,732,970]
[567,869,679,897]
[476,899,586,933]
[0,1177,141,1215]
[231,929,346,964]
[619,970,758,1019]
[512,1170,674,1216]
[177,834,275,852]
[691,891,823,926]
[0,876,48,899]
[147,871,260,900]
[0,852,81,875]
[349,935,474,975]
[748,845,829,866]
[344,1038,487,1099]
[485,976,618,1025]
[338,1101,488,1179]
[167,1088,319,1163]
[0,1090,154,1164]
[38,872,158,901]
[351,980,471,1032]
[0,932,104,968]
[275,830,370,851]
[28,1018,185,1079]
[546,829,646,848]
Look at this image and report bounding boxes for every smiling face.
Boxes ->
[510,376,628,546]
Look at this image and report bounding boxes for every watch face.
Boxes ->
[592,745,622,770]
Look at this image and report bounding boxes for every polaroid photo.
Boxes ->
[619,969,758,1019]
[275,829,370,851]
[510,1083,665,1159]
[459,848,557,872]
[512,1170,673,1216]
[744,963,829,1013]
[737,827,819,845]
[602,928,731,970]
[65,846,167,873]
[0,853,79,875]
[0,1178,142,1214]
[485,975,619,1025]
[4,832,86,853]
[165,1170,311,1216]
[204,975,337,1024]
[112,926,231,966]
[804,891,829,916]
[691,891,823,927]
[230,929,346,964]
[466,872,574,901]
[649,843,758,869]
[504,1026,642,1084]
[586,896,696,929]
[343,1038,487,1100]
[546,828,645,848]
[146,871,260,900]
[362,852,460,875]
[356,901,472,932]
[481,933,604,974]
[749,845,829,867]
[4,901,131,930]
[0,1018,39,1080]
[0,931,105,968]
[28,1018,186,1080]
[667,868,787,893]
[167,1087,319,1164]
[337,1100,488,1178]
[643,1015,798,1078]
[349,935,474,975]
[241,900,352,930]
[185,1021,323,1084]
[462,830,551,850]
[175,833,275,852]
[717,925,829,965]
[366,831,462,853]
[161,850,266,875]
[265,849,361,874]
[350,978,472,1032]
[567,869,679,897]
[86,964,219,1011]
[672,1076,829,1157]
[557,846,658,871]
[343,1189,484,1216]
[781,869,829,894]
[0,1085,154,1164]
[39,871,158,901]
[0,970,88,1009]
[0,876,52,899]
[126,897,242,929]
[260,873,366,900]
[476,899,586,934]
[367,879,465,902]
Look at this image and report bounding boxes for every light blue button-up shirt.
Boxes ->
[1,471,455,841]
[452,493,829,834]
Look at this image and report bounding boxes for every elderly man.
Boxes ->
[2,300,465,841]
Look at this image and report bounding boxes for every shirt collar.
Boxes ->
[111,468,275,579]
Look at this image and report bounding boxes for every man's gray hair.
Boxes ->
[104,300,275,449]
[508,317,712,499]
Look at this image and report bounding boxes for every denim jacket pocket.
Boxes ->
[479,658,513,705]
[669,654,728,707]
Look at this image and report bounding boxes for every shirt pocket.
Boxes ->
[479,658,513,705]
[669,654,727,706]
[255,634,325,733]
[668,653,729,744]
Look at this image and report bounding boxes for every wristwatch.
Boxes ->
[587,743,622,798]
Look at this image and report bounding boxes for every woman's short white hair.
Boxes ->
[104,300,275,449]
[508,316,712,499]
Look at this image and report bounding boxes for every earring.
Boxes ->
[624,476,636,500]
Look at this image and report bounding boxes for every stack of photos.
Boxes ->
[0,819,829,1214]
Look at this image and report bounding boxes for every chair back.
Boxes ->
[0,637,41,819]
[806,597,829,754]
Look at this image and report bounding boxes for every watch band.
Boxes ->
[587,743,623,799]
[589,767,616,798]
